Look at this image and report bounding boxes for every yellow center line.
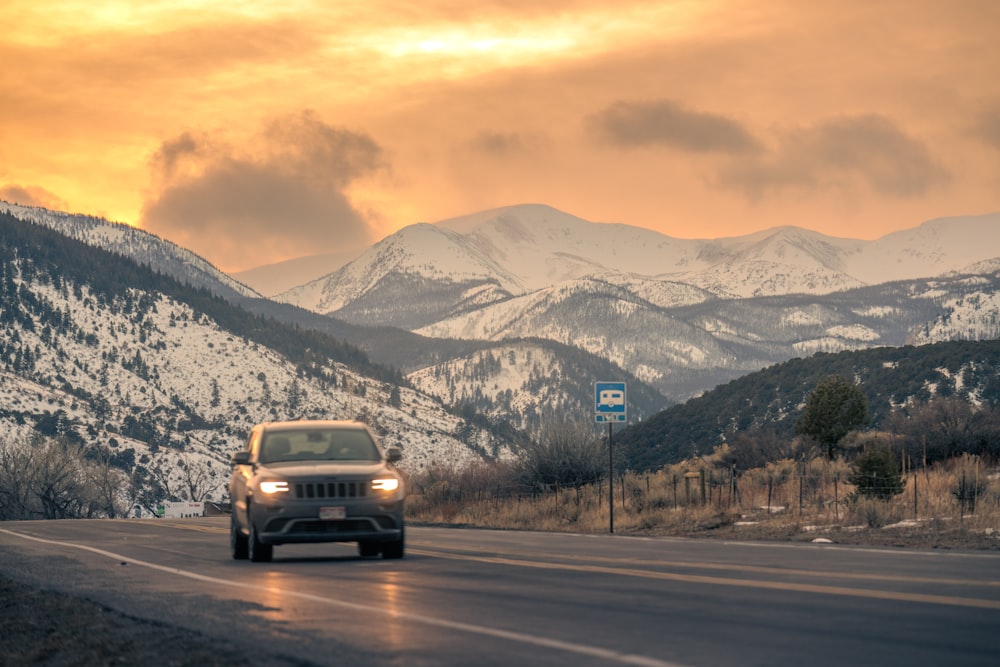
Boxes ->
[409,544,1000,588]
[409,548,1000,610]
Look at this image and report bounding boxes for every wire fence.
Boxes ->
[407,456,1000,531]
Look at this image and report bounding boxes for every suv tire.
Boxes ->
[358,540,380,557]
[230,513,249,560]
[382,529,405,559]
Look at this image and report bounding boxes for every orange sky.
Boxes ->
[2,0,999,273]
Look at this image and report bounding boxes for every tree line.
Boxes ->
[618,339,1000,471]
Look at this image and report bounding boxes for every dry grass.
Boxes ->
[406,455,1000,550]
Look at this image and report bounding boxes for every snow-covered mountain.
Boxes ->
[277,205,1000,313]
[273,204,1000,401]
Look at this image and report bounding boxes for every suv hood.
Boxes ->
[257,461,389,477]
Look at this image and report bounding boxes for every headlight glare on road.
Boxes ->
[259,480,289,494]
[371,477,399,492]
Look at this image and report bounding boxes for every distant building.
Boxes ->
[156,501,205,518]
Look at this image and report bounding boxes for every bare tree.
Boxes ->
[149,457,178,501]
[33,439,88,519]
[179,459,220,502]
[0,434,129,519]
[0,435,36,520]
[86,447,129,518]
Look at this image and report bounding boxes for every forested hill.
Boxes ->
[618,339,1000,471]
[0,211,396,385]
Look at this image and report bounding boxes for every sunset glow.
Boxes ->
[2,0,998,272]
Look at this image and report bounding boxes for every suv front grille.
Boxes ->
[292,481,368,499]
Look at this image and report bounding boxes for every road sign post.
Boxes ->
[608,421,614,533]
[595,382,626,533]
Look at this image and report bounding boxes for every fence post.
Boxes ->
[834,474,840,522]
[798,468,804,516]
[767,475,773,514]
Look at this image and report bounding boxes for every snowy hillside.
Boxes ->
[407,342,585,432]
[0,200,260,300]
[404,336,669,432]
[0,279,499,485]
[908,276,1000,345]
[845,213,1000,284]
[680,226,866,298]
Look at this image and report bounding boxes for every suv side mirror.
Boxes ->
[385,447,402,463]
[231,451,251,466]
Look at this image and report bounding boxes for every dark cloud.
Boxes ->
[261,111,384,189]
[974,108,1000,151]
[586,99,761,154]
[141,111,384,271]
[149,132,206,182]
[719,114,950,199]
[0,184,67,210]
[468,130,530,156]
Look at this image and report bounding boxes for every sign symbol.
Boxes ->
[595,382,626,423]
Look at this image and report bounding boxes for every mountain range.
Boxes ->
[276,204,1000,307]
[0,196,1000,498]
[271,204,1000,402]
[3,199,999,462]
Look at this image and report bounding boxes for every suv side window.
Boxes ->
[246,429,262,459]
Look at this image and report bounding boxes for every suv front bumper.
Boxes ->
[251,496,404,546]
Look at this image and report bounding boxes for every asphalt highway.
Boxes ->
[1,519,998,666]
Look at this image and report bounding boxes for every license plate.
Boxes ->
[319,506,346,520]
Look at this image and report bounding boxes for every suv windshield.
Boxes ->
[259,429,380,463]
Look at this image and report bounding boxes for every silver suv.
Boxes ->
[229,420,405,562]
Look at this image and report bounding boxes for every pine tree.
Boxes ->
[797,375,869,459]
[849,441,905,499]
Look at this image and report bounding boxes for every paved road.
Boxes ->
[1,519,999,666]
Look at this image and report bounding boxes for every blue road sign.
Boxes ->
[595,382,626,423]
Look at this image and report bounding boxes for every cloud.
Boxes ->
[719,114,950,199]
[468,130,532,157]
[141,111,385,272]
[586,99,761,154]
[974,108,1000,151]
[0,184,67,210]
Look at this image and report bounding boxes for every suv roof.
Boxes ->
[258,419,370,432]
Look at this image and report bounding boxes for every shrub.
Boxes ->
[517,419,604,490]
[848,495,899,528]
[951,456,988,514]
[849,440,905,500]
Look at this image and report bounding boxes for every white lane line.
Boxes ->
[0,527,686,667]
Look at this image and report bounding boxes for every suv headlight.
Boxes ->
[371,477,400,492]
[259,480,289,494]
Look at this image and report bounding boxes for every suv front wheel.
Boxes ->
[381,529,404,559]
[230,512,248,560]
